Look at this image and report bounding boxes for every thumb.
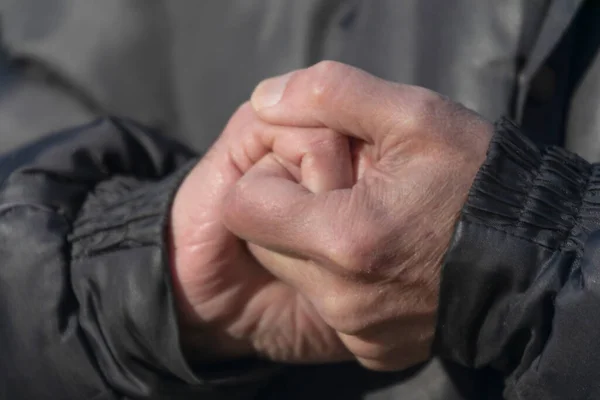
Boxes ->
[222,152,352,264]
[250,61,415,143]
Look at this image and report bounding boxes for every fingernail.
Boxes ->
[251,72,293,110]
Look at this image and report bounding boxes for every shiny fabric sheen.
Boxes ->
[0,118,242,399]
[0,1,599,399]
[436,119,600,399]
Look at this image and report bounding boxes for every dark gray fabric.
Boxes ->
[437,118,600,399]
[0,1,598,399]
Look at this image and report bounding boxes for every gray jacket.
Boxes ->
[0,1,596,399]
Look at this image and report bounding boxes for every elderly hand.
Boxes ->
[170,102,353,363]
[222,61,493,371]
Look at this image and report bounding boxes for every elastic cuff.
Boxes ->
[69,159,279,396]
[460,118,599,249]
[70,159,201,384]
[433,118,600,370]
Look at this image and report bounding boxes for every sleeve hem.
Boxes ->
[70,159,203,385]
[433,118,600,375]
[69,158,281,395]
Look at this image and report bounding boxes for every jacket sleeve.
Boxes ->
[0,118,274,399]
[434,118,600,399]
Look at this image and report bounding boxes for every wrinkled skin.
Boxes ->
[222,61,493,371]
[170,102,352,363]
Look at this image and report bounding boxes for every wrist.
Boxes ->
[167,216,255,363]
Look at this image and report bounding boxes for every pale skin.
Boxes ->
[170,61,493,370]
[170,102,351,364]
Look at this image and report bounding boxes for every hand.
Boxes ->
[169,103,352,363]
[222,61,494,371]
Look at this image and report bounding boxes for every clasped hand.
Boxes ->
[170,61,493,371]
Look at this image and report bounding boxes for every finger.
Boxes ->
[337,317,434,372]
[248,242,432,372]
[251,61,419,143]
[224,102,353,193]
[222,153,354,265]
[247,243,330,300]
[252,125,354,193]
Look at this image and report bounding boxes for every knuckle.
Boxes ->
[326,238,360,272]
[319,293,367,334]
[383,88,451,143]
[305,129,345,154]
[317,127,342,142]
[412,87,448,118]
[311,60,349,77]
[303,60,349,105]
[327,228,381,276]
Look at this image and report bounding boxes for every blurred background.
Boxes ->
[4,1,587,158]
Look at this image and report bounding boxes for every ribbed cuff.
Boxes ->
[70,160,203,386]
[457,118,599,250]
[69,159,279,397]
[433,118,600,371]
